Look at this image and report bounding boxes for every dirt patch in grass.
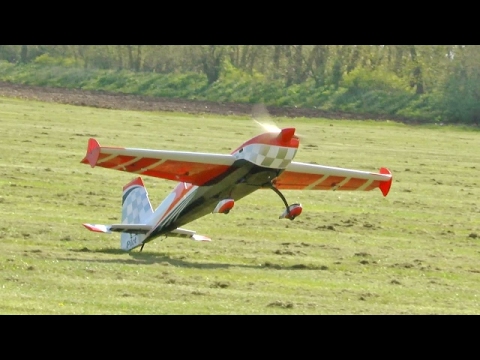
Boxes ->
[0,81,427,123]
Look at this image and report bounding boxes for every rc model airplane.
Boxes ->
[81,122,392,252]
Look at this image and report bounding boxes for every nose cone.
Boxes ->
[279,128,296,142]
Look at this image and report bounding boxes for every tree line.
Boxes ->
[1,45,479,124]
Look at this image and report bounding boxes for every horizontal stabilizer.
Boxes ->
[83,223,112,233]
[191,234,212,242]
[170,227,211,241]
[83,223,152,234]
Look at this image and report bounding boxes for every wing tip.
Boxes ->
[81,138,101,167]
[83,223,110,233]
[378,167,393,197]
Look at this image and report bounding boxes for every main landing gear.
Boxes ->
[266,182,302,220]
[213,199,235,214]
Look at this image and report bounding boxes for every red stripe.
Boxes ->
[98,154,136,168]
[140,161,230,186]
[273,172,321,189]
[312,176,346,190]
[274,171,382,192]
[125,157,164,170]
[364,181,380,191]
[337,178,368,191]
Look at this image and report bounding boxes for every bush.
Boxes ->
[440,68,480,124]
[342,67,410,92]
[34,54,77,68]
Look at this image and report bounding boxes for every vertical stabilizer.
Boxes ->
[120,177,153,250]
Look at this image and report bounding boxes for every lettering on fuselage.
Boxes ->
[126,234,138,249]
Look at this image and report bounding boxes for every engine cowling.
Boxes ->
[213,199,234,214]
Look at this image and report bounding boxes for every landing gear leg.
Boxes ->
[267,182,290,214]
[265,182,303,220]
[139,243,144,252]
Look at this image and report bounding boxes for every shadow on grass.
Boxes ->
[64,247,326,270]
[64,248,251,269]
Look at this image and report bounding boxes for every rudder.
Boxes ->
[121,177,153,250]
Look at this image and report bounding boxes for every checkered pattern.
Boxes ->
[122,186,153,224]
[235,144,297,169]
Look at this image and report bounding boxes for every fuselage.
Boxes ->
[143,128,299,243]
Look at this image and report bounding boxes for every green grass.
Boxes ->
[1,96,480,314]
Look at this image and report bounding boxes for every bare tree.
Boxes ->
[135,45,142,71]
[20,45,28,63]
[293,45,305,83]
[198,45,225,84]
[409,45,424,94]
[116,45,124,70]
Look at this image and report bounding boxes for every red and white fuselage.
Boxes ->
[137,128,300,247]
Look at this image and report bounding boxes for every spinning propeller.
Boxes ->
[251,104,305,139]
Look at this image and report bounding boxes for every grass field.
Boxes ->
[1,95,480,314]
